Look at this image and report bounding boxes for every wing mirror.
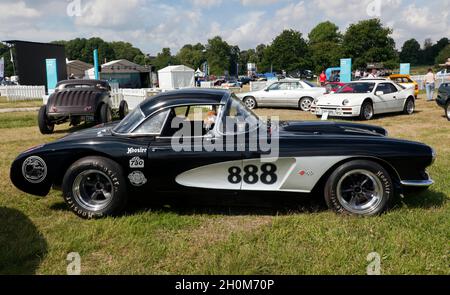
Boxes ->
[264,88,269,92]
[376,91,384,96]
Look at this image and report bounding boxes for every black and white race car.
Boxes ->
[10,89,435,218]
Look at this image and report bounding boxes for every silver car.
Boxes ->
[236,80,326,111]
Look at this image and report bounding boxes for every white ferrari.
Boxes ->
[310,79,416,120]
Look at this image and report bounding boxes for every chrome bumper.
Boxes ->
[400,179,434,187]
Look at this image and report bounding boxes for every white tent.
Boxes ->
[158,65,195,90]
[195,68,205,78]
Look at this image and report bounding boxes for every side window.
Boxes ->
[376,83,392,94]
[387,83,399,93]
[268,83,281,91]
[133,109,170,134]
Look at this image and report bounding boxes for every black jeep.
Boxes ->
[436,82,450,121]
[38,79,128,134]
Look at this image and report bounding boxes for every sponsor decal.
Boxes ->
[298,170,314,176]
[129,156,144,168]
[127,147,147,155]
[22,156,47,183]
[128,171,147,186]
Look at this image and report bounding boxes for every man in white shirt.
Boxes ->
[367,69,377,79]
[424,68,436,101]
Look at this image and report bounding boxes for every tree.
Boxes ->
[343,19,398,69]
[308,22,342,73]
[0,43,15,77]
[399,39,421,65]
[308,21,342,45]
[262,29,309,73]
[435,44,450,65]
[205,36,233,76]
[176,43,205,70]
[153,48,179,70]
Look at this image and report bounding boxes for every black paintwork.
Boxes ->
[11,89,434,197]
[436,83,450,109]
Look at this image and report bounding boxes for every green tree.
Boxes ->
[205,36,232,76]
[262,29,309,73]
[308,22,343,73]
[342,18,398,69]
[176,43,206,70]
[0,43,15,77]
[153,48,179,70]
[399,39,421,65]
[435,44,450,65]
[110,41,149,65]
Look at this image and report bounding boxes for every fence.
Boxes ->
[410,74,450,90]
[111,88,164,110]
[0,85,46,101]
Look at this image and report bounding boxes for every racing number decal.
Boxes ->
[228,164,277,185]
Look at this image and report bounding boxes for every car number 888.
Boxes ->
[228,164,277,185]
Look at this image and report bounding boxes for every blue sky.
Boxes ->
[0,0,448,54]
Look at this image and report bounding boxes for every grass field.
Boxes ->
[0,97,43,109]
[0,96,448,275]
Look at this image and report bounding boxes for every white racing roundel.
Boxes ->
[22,156,47,184]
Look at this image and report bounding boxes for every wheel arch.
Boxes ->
[402,95,415,109]
[52,150,121,188]
[311,156,402,196]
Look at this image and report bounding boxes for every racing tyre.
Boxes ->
[324,160,393,216]
[119,100,129,120]
[70,117,81,126]
[299,97,314,112]
[38,105,54,134]
[244,97,257,110]
[446,102,450,121]
[403,97,415,115]
[359,101,374,120]
[62,156,127,219]
[98,104,112,124]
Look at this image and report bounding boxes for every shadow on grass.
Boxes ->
[0,207,47,274]
[393,189,448,210]
[50,188,447,217]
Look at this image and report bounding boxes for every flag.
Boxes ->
[0,57,4,80]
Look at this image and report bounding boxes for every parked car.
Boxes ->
[311,79,416,120]
[10,89,435,218]
[213,79,227,86]
[236,80,326,111]
[288,70,315,80]
[436,82,450,121]
[238,76,252,85]
[389,74,419,99]
[38,79,128,134]
[0,80,18,86]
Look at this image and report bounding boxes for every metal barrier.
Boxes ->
[410,74,450,90]
[0,85,46,101]
[111,88,163,110]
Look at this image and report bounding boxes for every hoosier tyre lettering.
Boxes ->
[62,156,127,219]
[324,160,393,216]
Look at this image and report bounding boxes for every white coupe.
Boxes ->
[236,80,326,111]
[310,79,416,120]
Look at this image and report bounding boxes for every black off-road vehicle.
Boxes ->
[436,82,450,121]
[38,79,128,134]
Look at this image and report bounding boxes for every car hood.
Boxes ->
[278,121,388,137]
[316,93,366,105]
[57,121,120,142]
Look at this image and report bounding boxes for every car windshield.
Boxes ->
[113,107,145,134]
[336,82,375,93]
[219,94,260,134]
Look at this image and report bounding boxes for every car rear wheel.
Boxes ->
[119,100,129,120]
[324,160,393,216]
[299,97,314,111]
[38,105,54,134]
[446,102,450,121]
[62,156,127,219]
[244,97,257,109]
[403,97,415,115]
[359,101,374,120]
[98,104,112,124]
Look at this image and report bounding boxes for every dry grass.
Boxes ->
[0,94,448,275]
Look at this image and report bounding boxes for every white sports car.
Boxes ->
[236,80,326,111]
[310,79,416,120]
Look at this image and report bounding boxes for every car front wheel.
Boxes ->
[62,156,127,219]
[38,105,54,134]
[244,97,257,109]
[98,104,112,124]
[359,101,374,120]
[324,160,393,216]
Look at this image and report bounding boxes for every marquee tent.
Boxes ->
[158,65,195,90]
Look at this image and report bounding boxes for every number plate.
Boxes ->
[85,116,95,122]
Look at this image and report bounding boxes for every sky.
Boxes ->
[0,0,448,55]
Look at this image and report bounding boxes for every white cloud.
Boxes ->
[0,1,41,20]
[240,0,279,6]
[190,0,222,8]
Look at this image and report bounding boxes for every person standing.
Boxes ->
[319,71,327,86]
[424,68,436,101]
